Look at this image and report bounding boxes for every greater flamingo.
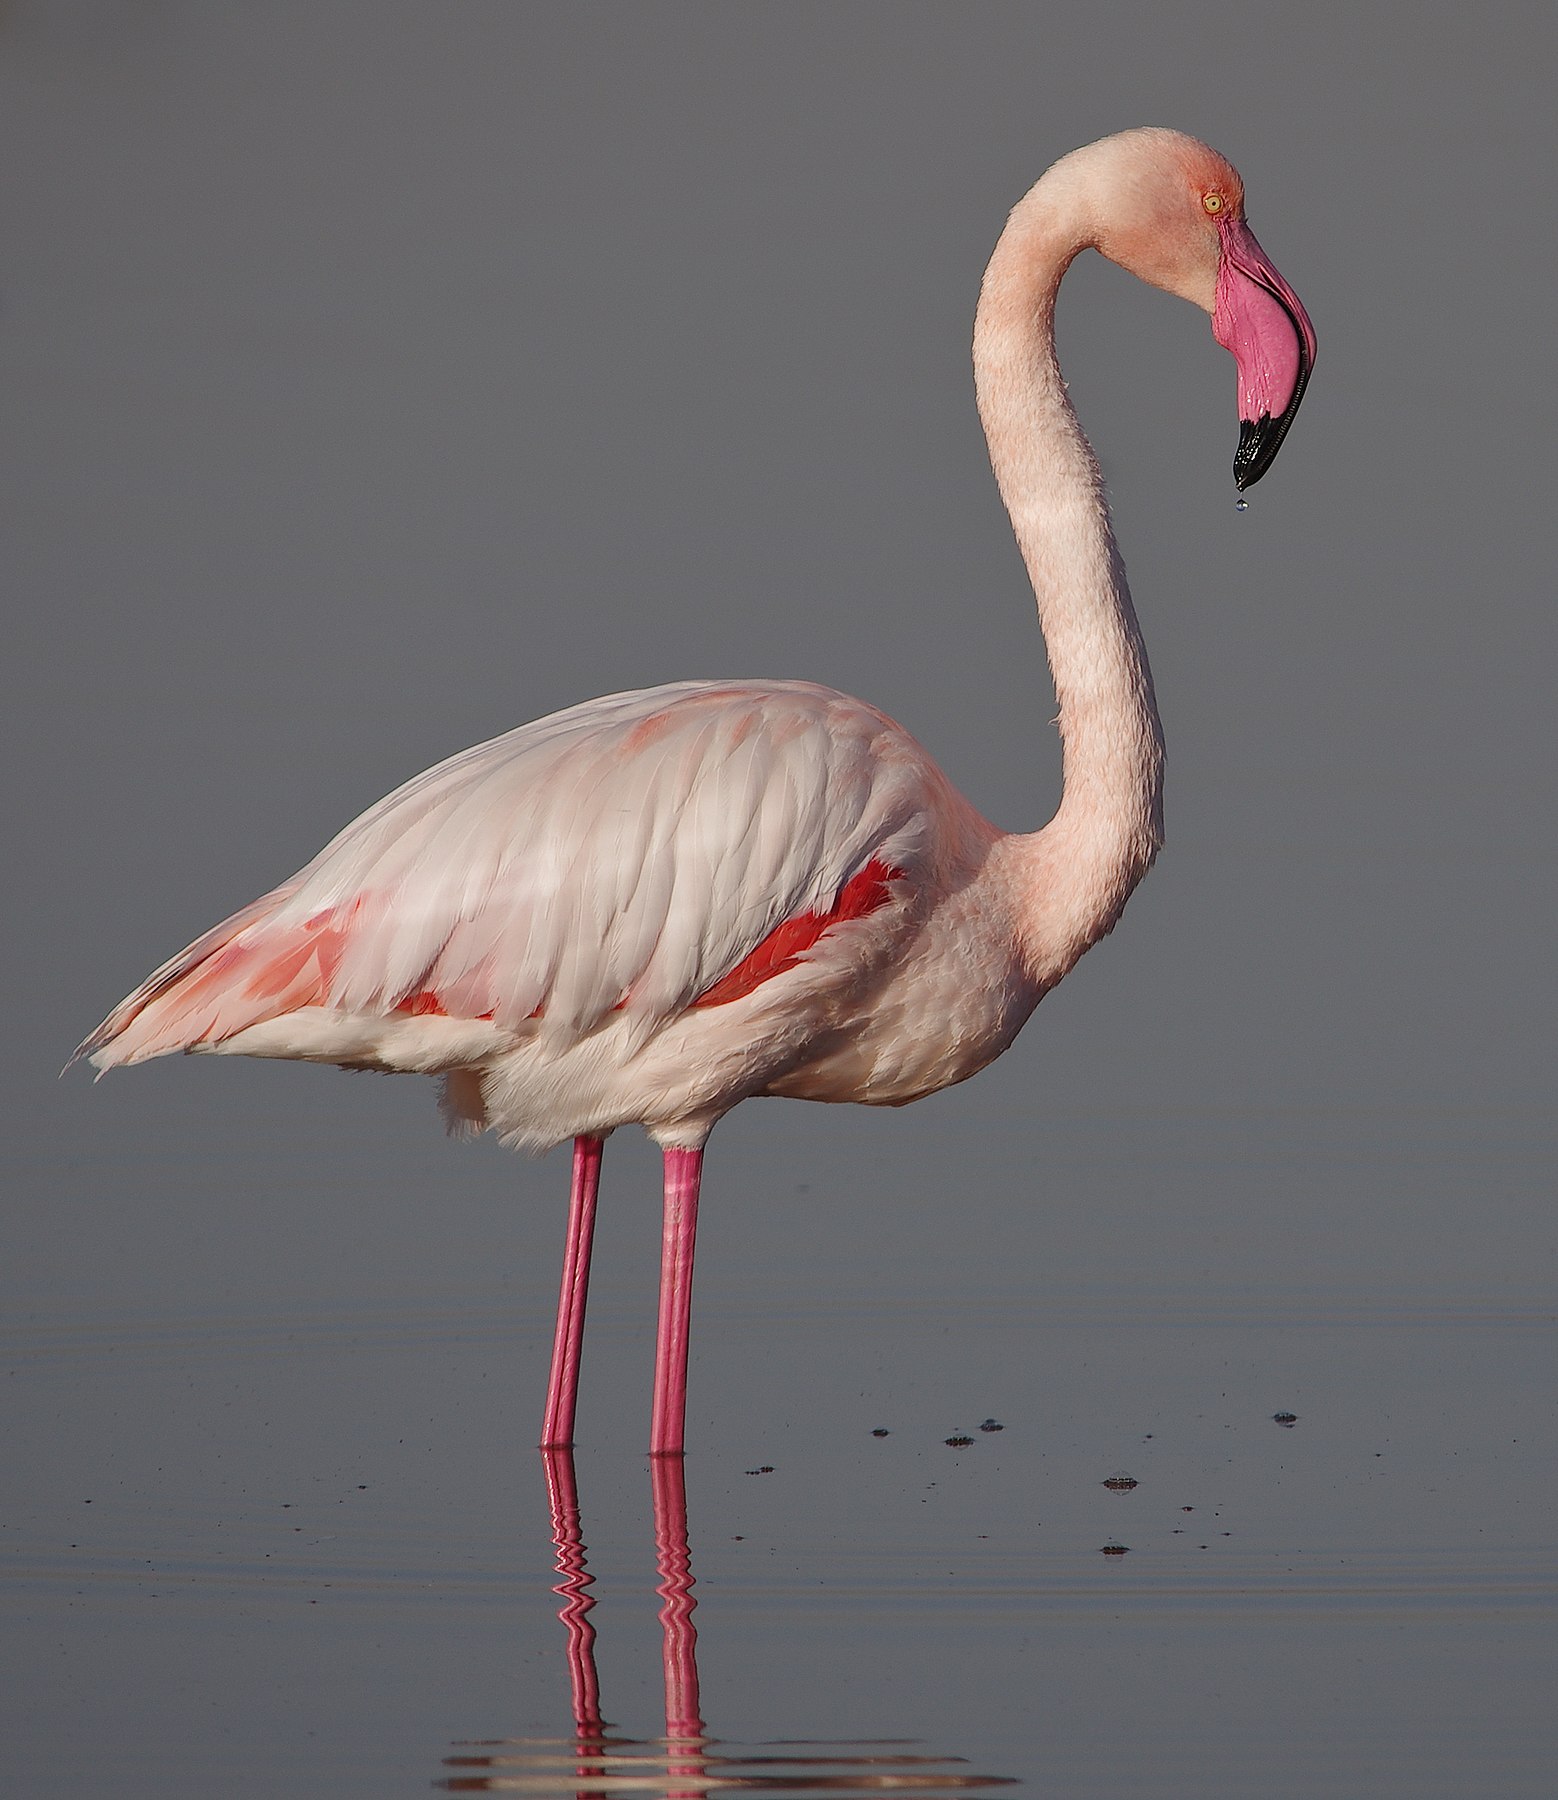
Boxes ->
[77,129,1315,1456]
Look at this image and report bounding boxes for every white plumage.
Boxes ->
[80,680,991,1148]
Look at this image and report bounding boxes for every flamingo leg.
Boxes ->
[649,1147,703,1457]
[540,1134,605,1449]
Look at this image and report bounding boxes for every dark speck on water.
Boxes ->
[1273,1412,1299,1427]
[945,1436,975,1448]
[871,1428,890,1437]
[744,1466,775,1476]
[1100,1543,1130,1556]
[1102,1473,1139,1491]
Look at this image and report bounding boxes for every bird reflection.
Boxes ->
[651,1454,705,1755]
[543,1444,606,1745]
[438,1449,1014,1796]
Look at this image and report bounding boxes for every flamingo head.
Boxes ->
[1087,129,1317,489]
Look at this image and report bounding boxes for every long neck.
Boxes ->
[974,186,1165,978]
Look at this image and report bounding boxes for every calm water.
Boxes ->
[5,1103,1554,1799]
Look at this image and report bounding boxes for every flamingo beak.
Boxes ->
[1211,217,1317,489]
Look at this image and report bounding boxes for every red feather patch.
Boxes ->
[692,859,900,1007]
[391,858,901,1020]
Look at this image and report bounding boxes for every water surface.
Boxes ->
[6,1106,1554,1797]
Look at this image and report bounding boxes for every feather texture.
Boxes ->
[78,680,954,1074]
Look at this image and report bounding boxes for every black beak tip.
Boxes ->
[1233,416,1278,491]
[1232,333,1312,493]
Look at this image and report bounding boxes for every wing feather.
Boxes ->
[81,680,956,1070]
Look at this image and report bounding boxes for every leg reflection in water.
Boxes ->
[546,1447,705,1766]
[438,1450,1016,1795]
[651,1454,705,1754]
[542,1444,606,1747]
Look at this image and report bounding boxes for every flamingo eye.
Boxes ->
[1202,192,1225,215]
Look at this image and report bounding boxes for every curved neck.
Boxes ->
[974,185,1165,977]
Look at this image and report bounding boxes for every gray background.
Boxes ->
[8,0,1552,1309]
[3,6,1555,1798]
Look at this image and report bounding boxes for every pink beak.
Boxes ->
[1212,217,1317,489]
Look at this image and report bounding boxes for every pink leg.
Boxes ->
[540,1135,604,1449]
[649,1147,703,1457]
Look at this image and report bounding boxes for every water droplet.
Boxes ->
[1235,497,1249,512]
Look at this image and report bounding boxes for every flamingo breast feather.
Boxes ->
[81,681,950,1071]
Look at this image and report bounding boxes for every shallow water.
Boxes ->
[6,1104,1555,1799]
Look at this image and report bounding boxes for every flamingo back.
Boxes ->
[78,681,958,1074]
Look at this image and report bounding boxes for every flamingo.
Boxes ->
[76,129,1315,1457]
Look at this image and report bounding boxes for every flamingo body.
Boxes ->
[80,679,1025,1148]
[79,128,1316,1453]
